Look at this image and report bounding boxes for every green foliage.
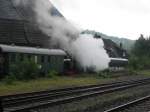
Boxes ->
[132,34,150,57]
[9,59,40,81]
[129,55,150,70]
[128,56,139,70]
[2,74,16,85]
[127,68,137,75]
[46,70,59,78]
[98,69,111,78]
[129,34,150,70]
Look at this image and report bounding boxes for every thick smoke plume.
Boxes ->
[71,34,110,71]
[15,0,110,72]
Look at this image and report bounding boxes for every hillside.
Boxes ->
[82,30,135,51]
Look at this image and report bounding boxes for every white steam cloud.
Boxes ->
[33,0,80,49]
[14,0,110,72]
[71,34,110,71]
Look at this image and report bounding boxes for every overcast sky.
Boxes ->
[50,0,150,40]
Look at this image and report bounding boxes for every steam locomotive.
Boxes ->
[64,56,128,73]
[0,44,128,78]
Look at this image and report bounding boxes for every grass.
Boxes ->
[1,70,150,96]
[0,76,116,96]
[137,70,150,76]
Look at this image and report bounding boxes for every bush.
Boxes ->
[9,59,40,81]
[128,56,139,70]
[128,55,150,70]
[2,74,16,85]
[46,70,59,78]
[98,69,111,78]
[127,68,137,75]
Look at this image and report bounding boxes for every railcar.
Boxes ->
[63,57,128,73]
[0,44,66,78]
[109,58,128,67]
[109,58,128,71]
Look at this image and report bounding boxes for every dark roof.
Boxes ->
[0,0,21,20]
[103,38,128,58]
[0,18,49,47]
[0,0,62,48]
[0,0,63,20]
[93,34,128,58]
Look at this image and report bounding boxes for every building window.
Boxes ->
[48,56,51,62]
[20,54,24,61]
[28,55,31,60]
[11,54,16,62]
[123,52,126,57]
[0,54,4,64]
[34,56,38,63]
[41,56,44,63]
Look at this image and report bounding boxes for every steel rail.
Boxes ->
[3,78,149,100]
[104,94,150,112]
[2,78,150,107]
[4,78,150,112]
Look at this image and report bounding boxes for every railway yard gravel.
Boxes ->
[28,80,150,112]
[119,99,150,112]
[1,73,150,112]
[72,84,150,112]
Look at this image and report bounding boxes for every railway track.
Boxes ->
[104,94,150,112]
[1,78,150,112]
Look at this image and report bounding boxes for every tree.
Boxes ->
[132,34,148,56]
[130,34,150,69]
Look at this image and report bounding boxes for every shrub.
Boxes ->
[2,74,16,85]
[98,69,111,78]
[128,56,139,70]
[128,55,150,70]
[127,68,137,75]
[46,70,59,78]
[9,59,40,81]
